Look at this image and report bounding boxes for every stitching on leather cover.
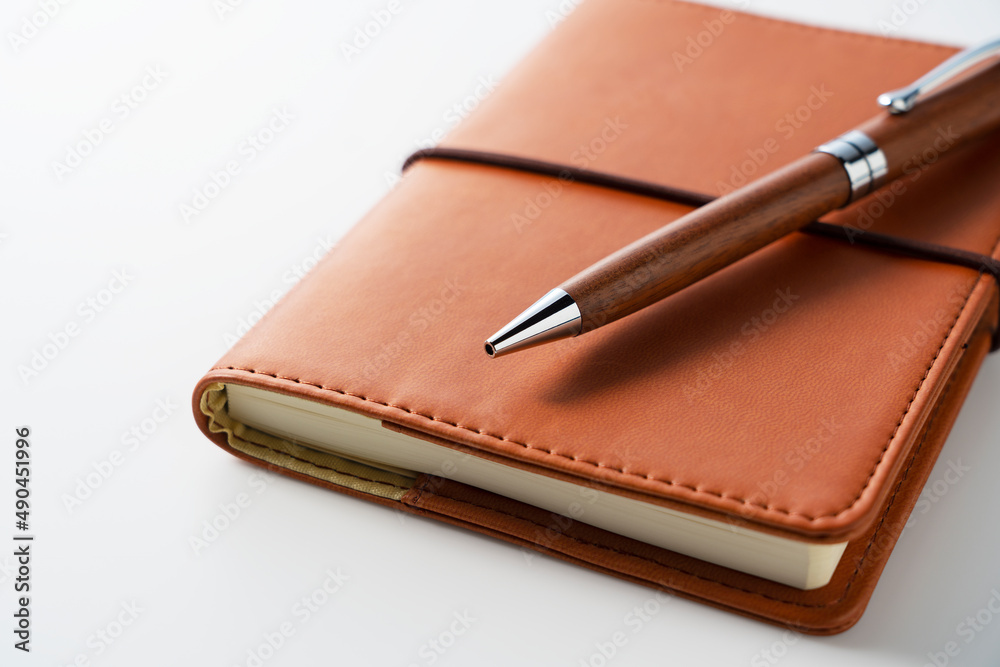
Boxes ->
[207,341,964,614]
[207,10,996,522]
[194,2,987,629]
[212,280,968,525]
[406,475,433,506]
[830,287,969,514]
[406,354,964,610]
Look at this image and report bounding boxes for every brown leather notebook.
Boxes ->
[192,0,1000,634]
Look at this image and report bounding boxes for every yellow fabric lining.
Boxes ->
[199,383,413,501]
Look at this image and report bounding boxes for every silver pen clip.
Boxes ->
[878,36,1000,114]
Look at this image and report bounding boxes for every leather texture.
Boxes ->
[192,0,1000,633]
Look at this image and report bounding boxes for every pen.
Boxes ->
[485,37,1000,358]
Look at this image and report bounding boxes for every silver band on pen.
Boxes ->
[814,130,889,206]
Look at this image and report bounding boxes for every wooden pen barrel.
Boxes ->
[860,62,1000,183]
[563,62,1000,332]
[562,152,849,331]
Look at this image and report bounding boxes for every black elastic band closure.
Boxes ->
[404,147,1000,351]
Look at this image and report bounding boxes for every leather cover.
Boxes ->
[192,0,1000,633]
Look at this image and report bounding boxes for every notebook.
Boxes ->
[192,0,1000,633]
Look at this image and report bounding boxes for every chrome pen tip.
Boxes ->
[484,288,582,358]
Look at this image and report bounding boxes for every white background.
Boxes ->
[4,0,1000,665]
